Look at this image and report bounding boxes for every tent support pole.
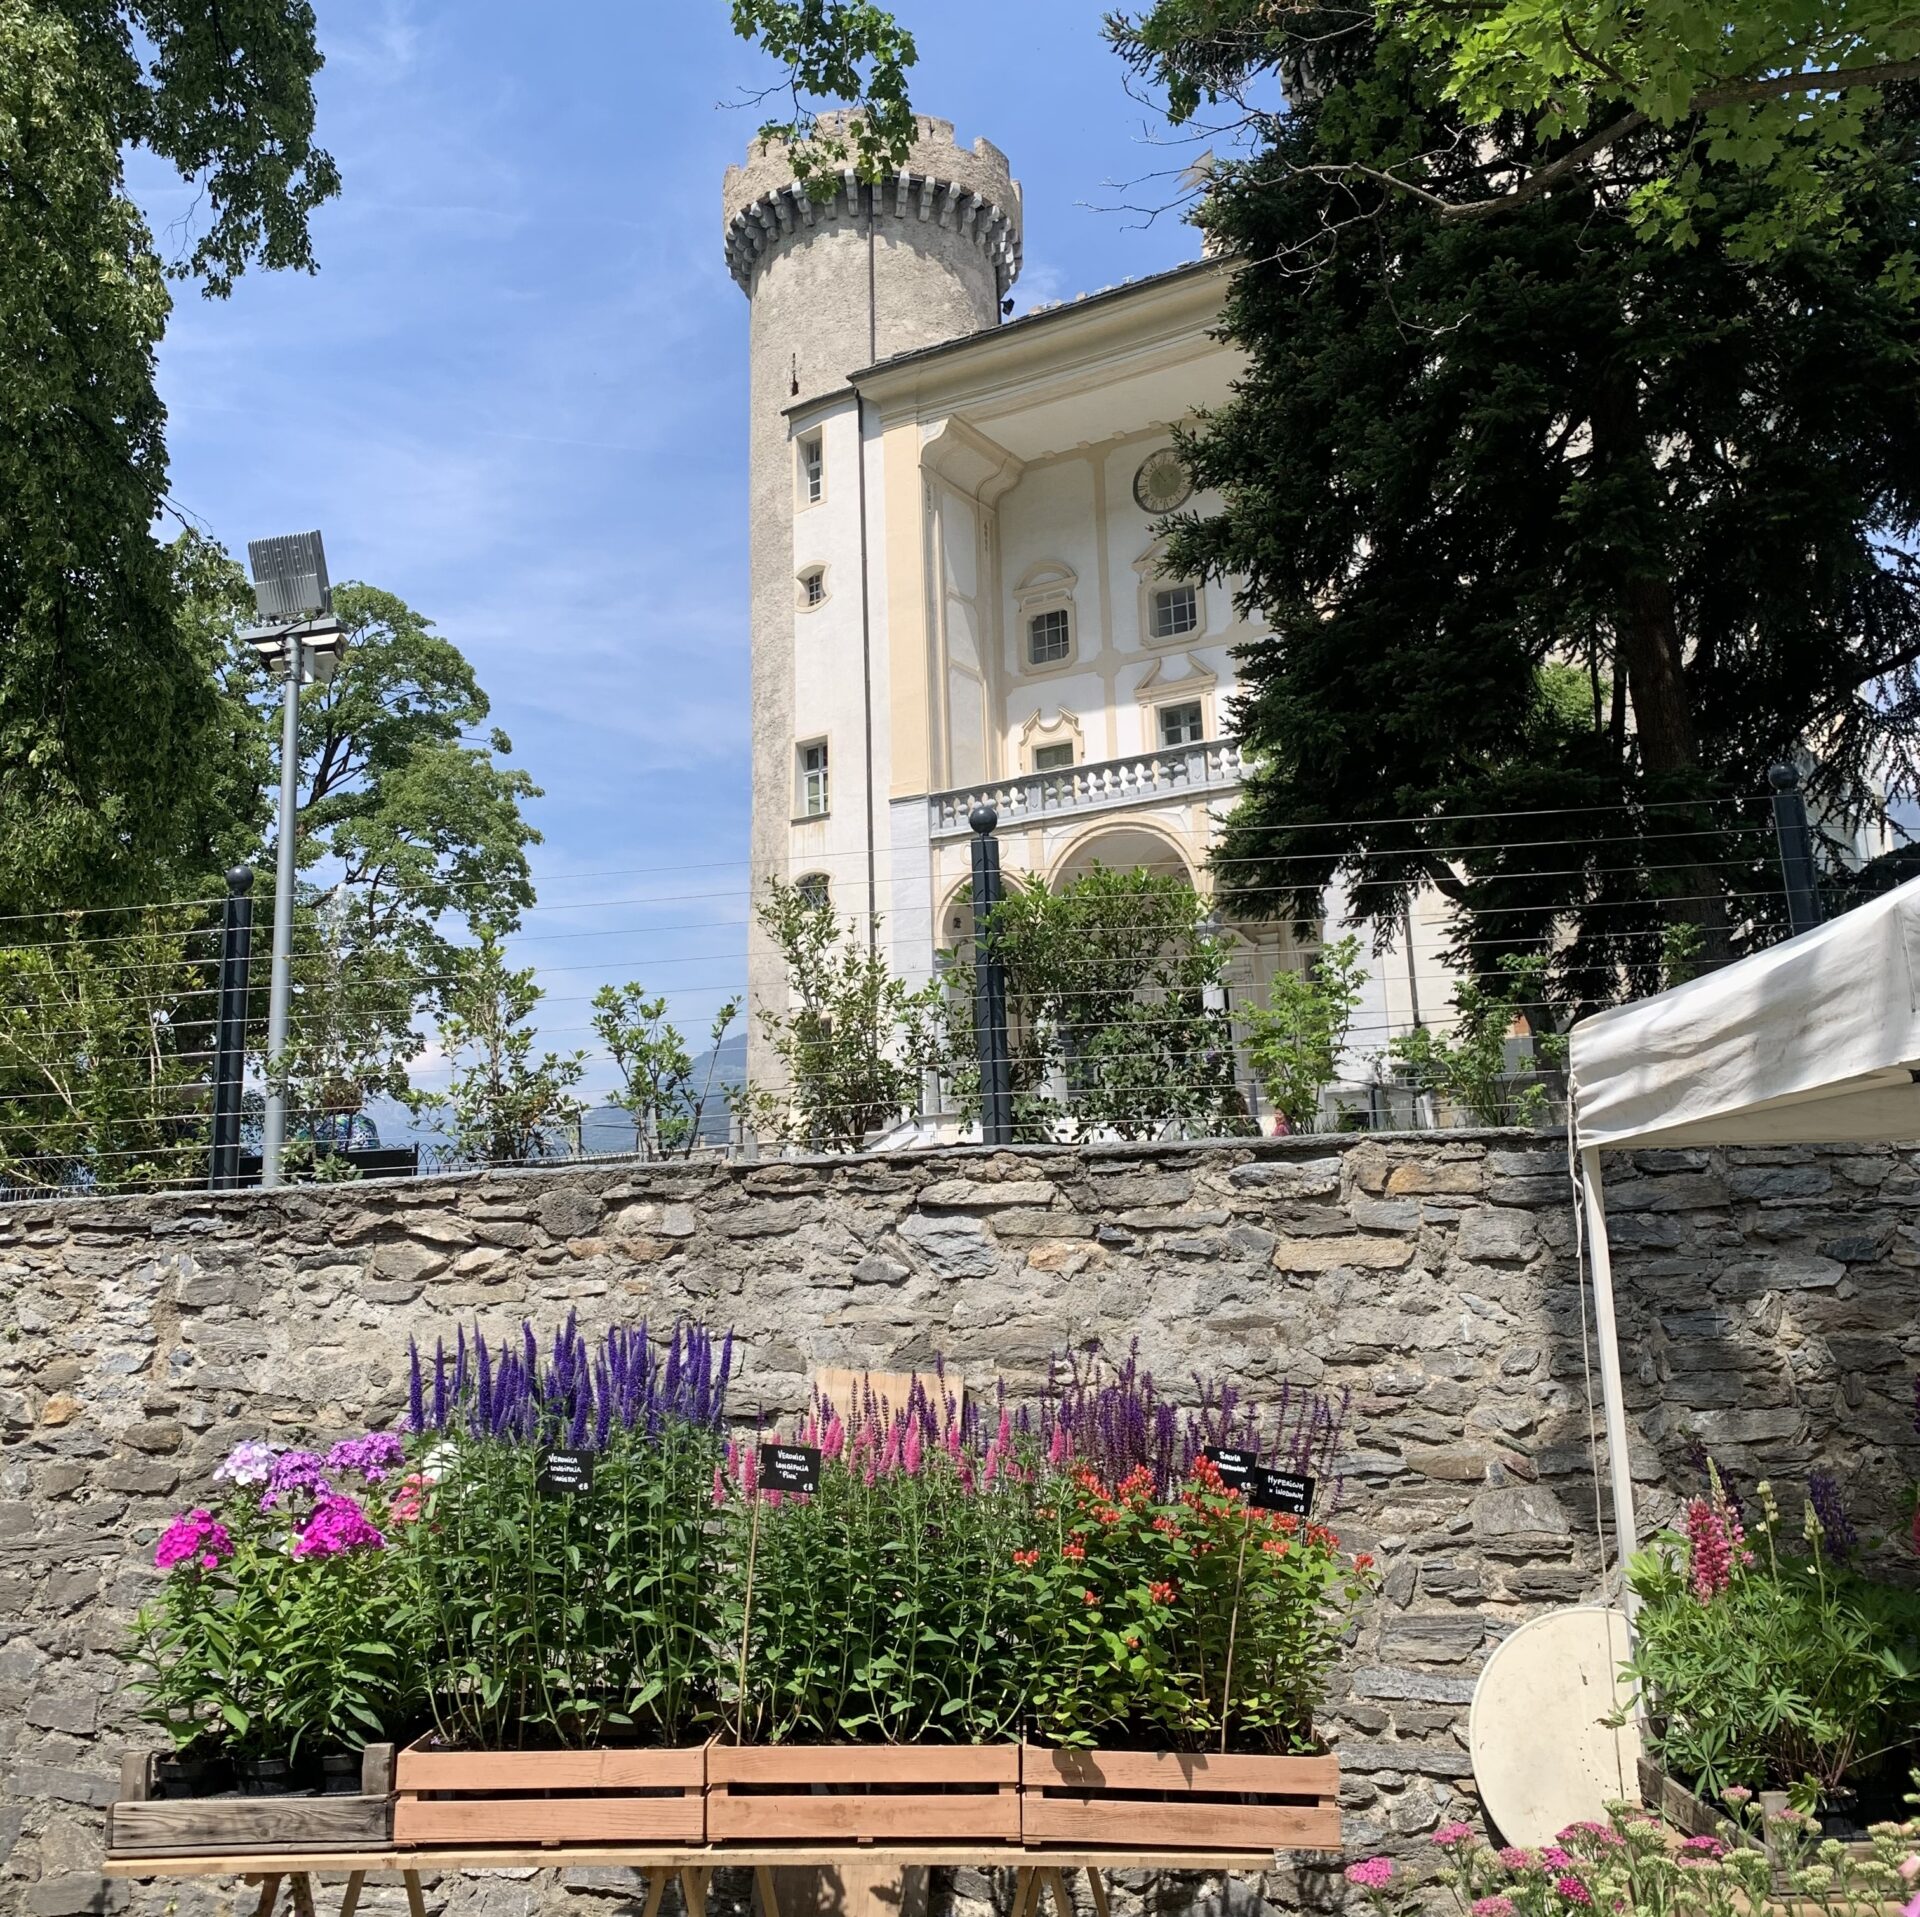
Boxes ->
[1580,1146,1641,1609]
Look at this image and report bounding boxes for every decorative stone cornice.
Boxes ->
[722,113,1022,301]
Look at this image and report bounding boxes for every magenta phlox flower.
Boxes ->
[1344,1858,1394,1890]
[1473,1899,1516,1917]
[155,1508,234,1572]
[324,1433,405,1483]
[213,1440,276,1487]
[1432,1822,1477,1848]
[1497,1848,1536,1871]
[1554,1878,1593,1906]
[260,1449,330,1510]
[292,1492,386,1558]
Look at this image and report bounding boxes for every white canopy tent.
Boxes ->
[1566,872,1920,1570]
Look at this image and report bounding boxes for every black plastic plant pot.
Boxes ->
[155,1754,230,1799]
[233,1755,296,1796]
[317,1752,362,1796]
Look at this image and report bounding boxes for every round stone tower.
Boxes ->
[724,115,1021,1088]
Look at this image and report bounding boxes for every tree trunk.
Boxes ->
[1590,366,1735,966]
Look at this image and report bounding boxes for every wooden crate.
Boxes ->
[106,1745,394,1857]
[1020,1745,1340,1852]
[707,1744,1022,1842]
[392,1738,706,1846]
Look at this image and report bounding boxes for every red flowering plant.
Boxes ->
[1018,1453,1375,1752]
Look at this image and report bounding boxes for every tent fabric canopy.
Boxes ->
[1569,873,1920,1151]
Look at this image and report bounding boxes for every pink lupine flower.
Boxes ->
[1344,1859,1394,1890]
[155,1509,234,1573]
[711,1466,727,1507]
[1685,1495,1735,1600]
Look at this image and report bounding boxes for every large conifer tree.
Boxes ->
[1117,16,1920,1011]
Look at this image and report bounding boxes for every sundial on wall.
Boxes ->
[1132,446,1193,513]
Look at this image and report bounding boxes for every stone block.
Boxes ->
[1273,1235,1416,1273]
[917,1179,1054,1209]
[26,1685,100,1735]
[1349,1666,1478,1705]
[895,1213,998,1279]
[1470,1485,1570,1539]
[1379,1612,1498,1663]
[1386,1160,1485,1196]
[1455,1210,1540,1264]
[5,1762,116,1808]
[123,1421,182,1454]
[366,1240,446,1285]
[1727,1165,1832,1200]
[24,1875,115,1916]
[1226,1158,1343,1197]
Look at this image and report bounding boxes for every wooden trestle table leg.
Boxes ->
[403,1869,429,1917]
[680,1864,712,1917]
[337,1872,367,1917]
[1084,1868,1110,1917]
[244,1873,283,1917]
[287,1874,317,1917]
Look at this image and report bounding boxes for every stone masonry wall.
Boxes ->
[2,1133,1917,1917]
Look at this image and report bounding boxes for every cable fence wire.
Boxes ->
[0,792,1884,1196]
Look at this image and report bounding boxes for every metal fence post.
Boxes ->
[209,866,255,1190]
[1769,763,1823,937]
[968,805,1014,1146]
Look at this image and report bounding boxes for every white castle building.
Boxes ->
[723,116,1459,1127]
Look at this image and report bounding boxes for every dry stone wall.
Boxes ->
[2,1133,1917,1917]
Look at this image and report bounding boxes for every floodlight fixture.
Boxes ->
[248,530,332,623]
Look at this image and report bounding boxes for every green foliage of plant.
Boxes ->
[728,0,919,193]
[1388,954,1567,1126]
[1242,935,1369,1133]
[401,1424,725,1750]
[744,878,946,1152]
[0,912,214,1194]
[592,985,740,1158]
[1021,1460,1372,1753]
[943,867,1244,1143]
[0,0,333,917]
[1624,1488,1920,1801]
[422,934,587,1168]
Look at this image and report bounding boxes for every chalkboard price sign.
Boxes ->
[537,1447,595,1498]
[1203,1445,1256,1492]
[759,1443,822,1496]
[1249,1467,1315,1517]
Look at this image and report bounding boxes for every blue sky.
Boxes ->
[130,0,1210,1105]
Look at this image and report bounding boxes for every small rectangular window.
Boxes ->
[1150,584,1199,639]
[1028,607,1071,665]
[799,741,829,816]
[797,872,831,909]
[799,434,824,505]
[802,569,825,607]
[1158,700,1205,747]
[1033,742,1076,772]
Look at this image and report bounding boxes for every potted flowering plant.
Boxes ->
[386,1318,730,1845]
[710,1377,1032,1839]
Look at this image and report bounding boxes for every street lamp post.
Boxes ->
[245,532,345,1189]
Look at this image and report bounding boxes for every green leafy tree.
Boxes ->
[1388,955,1567,1126]
[728,0,919,189]
[744,879,945,1153]
[422,935,587,1169]
[0,913,213,1193]
[591,985,741,1158]
[1242,935,1369,1133]
[0,0,334,917]
[943,867,1243,1143]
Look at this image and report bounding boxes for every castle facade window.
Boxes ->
[799,566,827,609]
[1158,699,1205,748]
[797,740,830,817]
[798,432,824,507]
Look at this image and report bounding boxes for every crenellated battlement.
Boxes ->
[722,113,1022,300]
